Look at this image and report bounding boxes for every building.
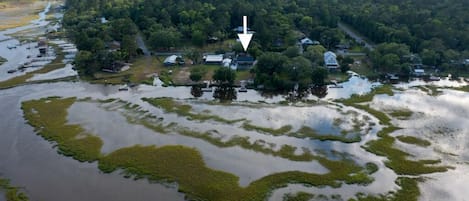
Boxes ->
[38,37,48,55]
[324,51,339,70]
[204,54,224,65]
[236,56,255,70]
[413,69,425,76]
[164,55,183,66]
[233,26,254,34]
[300,37,320,47]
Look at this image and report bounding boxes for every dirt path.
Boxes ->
[338,21,375,51]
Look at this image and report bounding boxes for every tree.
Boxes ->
[213,67,236,86]
[190,67,205,83]
[185,48,202,64]
[75,50,96,76]
[121,35,137,60]
[191,30,205,47]
[304,45,326,64]
[311,67,328,86]
[299,16,315,35]
[340,57,354,73]
[148,25,181,50]
[284,46,300,58]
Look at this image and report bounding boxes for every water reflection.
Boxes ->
[311,85,328,99]
[213,87,237,101]
[190,85,203,98]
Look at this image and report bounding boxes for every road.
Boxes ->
[338,21,375,51]
[136,34,150,56]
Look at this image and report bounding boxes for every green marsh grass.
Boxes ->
[0,178,29,201]
[22,97,376,201]
[142,97,245,123]
[364,127,449,175]
[396,136,431,147]
[22,97,102,162]
[283,192,314,201]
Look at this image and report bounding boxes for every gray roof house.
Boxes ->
[324,51,339,70]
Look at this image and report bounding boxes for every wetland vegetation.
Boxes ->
[21,97,379,201]
[0,178,29,201]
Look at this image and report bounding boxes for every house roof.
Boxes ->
[205,54,224,63]
[414,69,425,73]
[324,51,338,66]
[300,38,319,45]
[237,56,254,62]
[164,55,179,64]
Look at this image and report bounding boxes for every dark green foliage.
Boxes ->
[311,67,328,86]
[0,178,29,201]
[213,67,236,86]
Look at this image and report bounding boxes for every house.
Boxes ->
[204,54,224,65]
[464,59,469,65]
[324,51,339,70]
[413,69,425,76]
[222,58,232,67]
[233,26,254,34]
[385,73,399,84]
[236,55,255,70]
[164,55,183,66]
[300,37,320,47]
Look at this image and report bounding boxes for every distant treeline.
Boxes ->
[63,0,468,78]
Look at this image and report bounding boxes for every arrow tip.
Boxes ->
[237,33,253,51]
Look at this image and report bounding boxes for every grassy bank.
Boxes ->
[387,109,413,120]
[353,177,420,201]
[283,192,314,201]
[22,97,377,201]
[98,145,373,201]
[22,97,102,162]
[142,97,245,123]
[363,126,449,175]
[0,178,29,201]
[0,56,7,65]
[396,136,431,147]
[339,88,447,175]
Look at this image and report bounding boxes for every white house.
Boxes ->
[414,69,425,76]
[204,54,224,65]
[164,55,181,66]
[324,51,339,70]
[300,37,319,46]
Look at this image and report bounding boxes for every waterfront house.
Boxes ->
[164,55,183,66]
[413,69,425,76]
[324,51,339,70]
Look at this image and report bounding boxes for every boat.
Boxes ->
[238,87,248,92]
[118,85,129,91]
[7,69,17,74]
[201,87,213,92]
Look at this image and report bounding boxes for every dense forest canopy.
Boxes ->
[63,0,469,86]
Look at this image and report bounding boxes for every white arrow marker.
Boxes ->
[237,16,253,52]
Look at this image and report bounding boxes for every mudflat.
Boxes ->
[0,0,47,31]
